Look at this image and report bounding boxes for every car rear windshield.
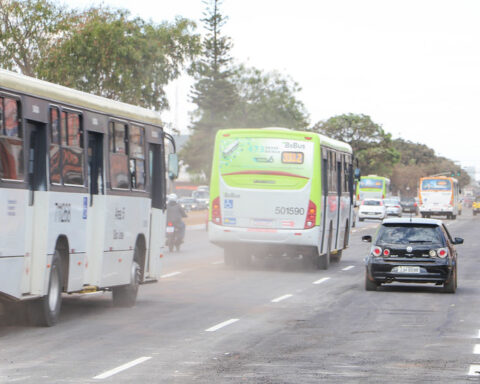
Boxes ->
[376,224,445,246]
[363,200,381,206]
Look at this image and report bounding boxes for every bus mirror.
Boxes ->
[168,153,179,180]
[354,168,361,181]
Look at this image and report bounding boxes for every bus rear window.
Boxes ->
[359,179,383,189]
[421,179,451,191]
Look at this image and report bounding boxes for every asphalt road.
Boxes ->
[1,213,480,383]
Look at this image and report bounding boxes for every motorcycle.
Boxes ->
[166,221,182,252]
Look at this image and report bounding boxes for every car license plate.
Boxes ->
[393,266,420,273]
[166,227,175,233]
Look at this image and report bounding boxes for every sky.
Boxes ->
[66,0,480,179]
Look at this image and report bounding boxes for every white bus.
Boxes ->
[419,176,461,219]
[0,69,178,326]
[208,128,357,270]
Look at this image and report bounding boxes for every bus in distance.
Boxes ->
[208,128,357,270]
[356,175,390,204]
[418,176,461,219]
[0,69,178,326]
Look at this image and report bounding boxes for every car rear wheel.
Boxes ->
[443,267,457,293]
[365,272,378,291]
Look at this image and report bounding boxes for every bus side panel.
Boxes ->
[147,207,166,280]
[100,195,150,287]
[85,194,107,286]
[0,188,29,299]
[46,191,89,292]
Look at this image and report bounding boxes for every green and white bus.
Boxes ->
[355,175,390,204]
[208,128,356,269]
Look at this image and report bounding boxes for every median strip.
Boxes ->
[205,318,239,332]
[93,356,152,380]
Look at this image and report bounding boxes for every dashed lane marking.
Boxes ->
[212,260,224,265]
[93,357,152,380]
[271,294,293,303]
[160,271,182,279]
[468,365,480,376]
[342,266,355,271]
[473,344,480,354]
[313,277,331,285]
[205,318,239,332]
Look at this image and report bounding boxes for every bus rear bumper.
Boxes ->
[0,256,24,300]
[208,222,320,247]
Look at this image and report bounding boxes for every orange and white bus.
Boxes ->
[418,176,461,219]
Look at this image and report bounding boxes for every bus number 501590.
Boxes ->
[275,207,305,215]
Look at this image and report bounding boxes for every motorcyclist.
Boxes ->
[166,194,187,242]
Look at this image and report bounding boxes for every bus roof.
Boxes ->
[217,127,352,153]
[420,176,458,183]
[0,69,163,126]
[361,175,390,180]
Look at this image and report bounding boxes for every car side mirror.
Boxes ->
[362,235,372,243]
[453,237,464,245]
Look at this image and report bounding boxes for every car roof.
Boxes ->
[382,217,443,226]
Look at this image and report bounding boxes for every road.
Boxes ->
[1,213,480,383]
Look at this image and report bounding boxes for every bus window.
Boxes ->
[109,121,129,189]
[0,97,24,180]
[130,125,145,190]
[49,108,61,184]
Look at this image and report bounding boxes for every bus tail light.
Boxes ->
[304,200,316,229]
[211,197,222,225]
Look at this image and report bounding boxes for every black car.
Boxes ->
[400,197,419,214]
[363,218,463,293]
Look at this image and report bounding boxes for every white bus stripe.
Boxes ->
[205,318,239,332]
[93,357,152,380]
[313,277,331,285]
[271,294,293,303]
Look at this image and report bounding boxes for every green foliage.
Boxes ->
[183,1,309,178]
[311,113,400,176]
[182,0,238,177]
[38,8,199,110]
[229,65,309,129]
[0,0,74,76]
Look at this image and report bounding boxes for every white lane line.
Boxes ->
[271,294,293,303]
[473,344,480,354]
[468,365,480,376]
[477,329,480,338]
[212,260,224,265]
[342,265,355,271]
[160,271,182,279]
[93,357,152,380]
[313,277,331,285]
[205,318,239,332]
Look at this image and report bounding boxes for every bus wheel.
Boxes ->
[112,261,140,307]
[331,250,342,263]
[29,250,63,327]
[451,214,457,220]
[318,230,332,270]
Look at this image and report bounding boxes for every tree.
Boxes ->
[229,65,309,129]
[311,113,399,176]
[0,0,74,76]
[38,8,199,110]
[182,0,237,177]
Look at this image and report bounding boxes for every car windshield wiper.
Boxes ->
[408,240,433,243]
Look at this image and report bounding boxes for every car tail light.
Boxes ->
[414,202,417,207]
[437,248,448,258]
[394,205,400,208]
[383,249,390,256]
[304,200,316,229]
[211,196,222,225]
[372,246,382,257]
[167,221,173,227]
[382,194,385,199]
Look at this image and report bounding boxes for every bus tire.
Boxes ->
[451,214,457,220]
[112,261,140,307]
[318,228,332,270]
[331,250,342,263]
[29,250,63,327]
